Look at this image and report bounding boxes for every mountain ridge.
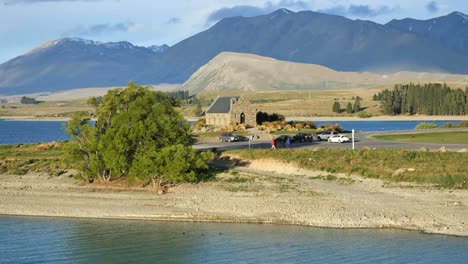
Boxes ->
[2,10,468,95]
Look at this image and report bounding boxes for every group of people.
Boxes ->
[271,137,291,149]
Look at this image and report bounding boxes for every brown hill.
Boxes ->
[181,52,468,94]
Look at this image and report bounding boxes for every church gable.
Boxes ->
[205,96,256,127]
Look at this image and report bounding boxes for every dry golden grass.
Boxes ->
[0,99,93,117]
[193,87,386,117]
[2,82,466,119]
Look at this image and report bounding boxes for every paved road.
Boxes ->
[193,129,468,152]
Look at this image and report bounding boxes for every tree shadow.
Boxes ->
[198,151,251,181]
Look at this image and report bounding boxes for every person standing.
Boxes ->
[271,138,276,149]
[285,137,291,148]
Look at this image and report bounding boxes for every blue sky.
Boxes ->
[0,0,466,63]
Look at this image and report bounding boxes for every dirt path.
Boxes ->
[0,158,466,236]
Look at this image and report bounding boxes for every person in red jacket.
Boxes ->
[271,138,276,149]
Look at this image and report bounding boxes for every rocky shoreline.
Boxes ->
[0,158,467,237]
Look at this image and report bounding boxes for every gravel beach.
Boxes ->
[1,156,466,237]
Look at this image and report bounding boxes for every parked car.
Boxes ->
[328,135,350,143]
[292,132,313,143]
[316,131,340,141]
[274,135,293,147]
[219,133,240,142]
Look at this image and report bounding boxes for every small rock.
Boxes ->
[419,147,429,152]
[438,146,447,152]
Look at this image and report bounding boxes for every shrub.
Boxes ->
[193,119,206,130]
[416,123,438,129]
[459,121,468,127]
[357,111,371,118]
[304,121,316,129]
[441,122,456,128]
[319,123,343,132]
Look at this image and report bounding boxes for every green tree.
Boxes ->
[332,101,341,113]
[65,82,213,185]
[353,96,362,113]
[194,101,203,117]
[346,102,353,114]
[20,96,38,104]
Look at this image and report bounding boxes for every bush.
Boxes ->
[357,111,371,118]
[256,111,285,125]
[20,96,39,104]
[459,121,468,127]
[441,122,456,128]
[416,123,438,129]
[319,123,343,132]
[193,119,206,130]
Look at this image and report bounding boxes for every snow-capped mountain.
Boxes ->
[0,38,160,94]
[147,44,169,53]
[2,9,468,95]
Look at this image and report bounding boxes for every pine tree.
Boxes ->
[332,101,341,113]
[353,96,362,113]
[194,101,203,117]
[346,102,353,114]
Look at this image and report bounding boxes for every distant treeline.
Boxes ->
[20,96,39,104]
[374,83,468,115]
[167,90,190,101]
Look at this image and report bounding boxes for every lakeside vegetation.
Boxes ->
[373,131,468,144]
[2,142,468,189]
[228,149,468,189]
[65,83,213,185]
[0,143,66,176]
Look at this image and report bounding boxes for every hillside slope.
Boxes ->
[181,52,468,94]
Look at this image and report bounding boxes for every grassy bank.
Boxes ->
[0,143,67,176]
[227,148,468,189]
[373,131,468,144]
[3,143,468,189]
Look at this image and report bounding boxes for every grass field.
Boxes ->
[1,88,386,118]
[228,148,468,189]
[192,87,386,118]
[373,131,468,144]
[0,99,92,117]
[0,143,66,176]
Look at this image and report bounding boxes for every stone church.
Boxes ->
[205,96,257,127]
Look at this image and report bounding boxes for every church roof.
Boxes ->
[206,96,241,114]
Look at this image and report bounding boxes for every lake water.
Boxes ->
[0,119,464,144]
[1,216,467,264]
[0,120,69,144]
[314,120,461,132]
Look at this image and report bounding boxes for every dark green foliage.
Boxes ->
[167,90,190,101]
[20,96,38,104]
[256,111,285,125]
[353,96,362,113]
[415,123,438,129]
[357,111,370,118]
[346,102,353,114]
[377,83,468,115]
[65,82,213,184]
[194,101,203,117]
[332,101,341,113]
